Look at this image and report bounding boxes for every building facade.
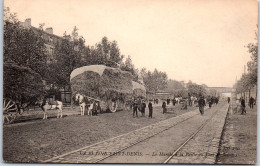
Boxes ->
[20,18,71,106]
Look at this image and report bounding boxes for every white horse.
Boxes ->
[39,100,63,119]
[75,94,86,116]
[191,96,197,105]
[175,97,182,104]
[87,102,94,116]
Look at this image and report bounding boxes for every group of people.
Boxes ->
[197,96,220,115]
[207,96,219,109]
[132,99,153,118]
[238,96,255,115]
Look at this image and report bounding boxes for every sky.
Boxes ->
[4,0,258,87]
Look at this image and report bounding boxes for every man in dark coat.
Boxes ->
[241,97,246,114]
[92,101,98,116]
[249,97,255,109]
[172,98,176,106]
[227,97,230,103]
[198,96,206,115]
[167,98,170,105]
[133,100,138,117]
[162,101,167,114]
[209,96,213,109]
[215,97,219,105]
[141,100,146,116]
[148,101,153,118]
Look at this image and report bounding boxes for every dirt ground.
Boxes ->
[216,104,257,164]
[3,103,198,163]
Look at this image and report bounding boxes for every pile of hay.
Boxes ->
[70,65,133,100]
[132,81,146,98]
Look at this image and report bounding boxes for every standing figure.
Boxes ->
[208,96,213,109]
[148,101,153,118]
[92,101,98,116]
[167,98,170,105]
[181,99,188,110]
[241,97,246,114]
[172,98,176,106]
[133,100,138,117]
[227,97,230,103]
[188,97,192,106]
[215,97,219,105]
[249,97,255,109]
[211,97,214,106]
[162,101,167,114]
[198,96,206,115]
[142,100,146,116]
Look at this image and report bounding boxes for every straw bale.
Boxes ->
[70,65,133,100]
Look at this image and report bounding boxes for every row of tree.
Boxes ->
[4,7,211,99]
[235,32,258,99]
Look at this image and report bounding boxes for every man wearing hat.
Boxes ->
[198,96,206,115]
[133,99,138,117]
[148,100,153,118]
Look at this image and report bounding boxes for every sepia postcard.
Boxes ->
[2,0,257,164]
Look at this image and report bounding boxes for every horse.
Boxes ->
[75,94,86,116]
[175,97,182,104]
[37,98,63,119]
[87,101,95,116]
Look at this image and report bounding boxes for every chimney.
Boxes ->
[45,27,53,34]
[24,18,31,28]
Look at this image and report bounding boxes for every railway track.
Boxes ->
[163,107,221,164]
[44,102,229,163]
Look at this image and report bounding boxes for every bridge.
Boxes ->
[205,87,234,93]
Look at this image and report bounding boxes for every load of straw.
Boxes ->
[70,65,133,101]
[132,81,146,98]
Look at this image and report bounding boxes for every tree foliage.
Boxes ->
[4,7,47,100]
[140,68,168,93]
[187,81,207,97]
[236,30,258,94]
[4,18,47,78]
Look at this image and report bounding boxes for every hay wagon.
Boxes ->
[70,65,146,113]
[3,62,45,124]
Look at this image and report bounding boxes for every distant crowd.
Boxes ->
[131,95,221,118]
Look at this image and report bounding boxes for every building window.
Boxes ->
[49,36,53,43]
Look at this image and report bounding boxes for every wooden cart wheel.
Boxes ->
[3,98,18,124]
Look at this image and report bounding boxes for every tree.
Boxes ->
[187,82,207,97]
[165,79,185,93]
[86,36,123,67]
[142,69,168,94]
[236,30,258,99]
[120,55,138,80]
[4,7,47,101]
[109,41,123,67]
[4,8,47,79]
[46,27,86,88]
[246,33,257,87]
